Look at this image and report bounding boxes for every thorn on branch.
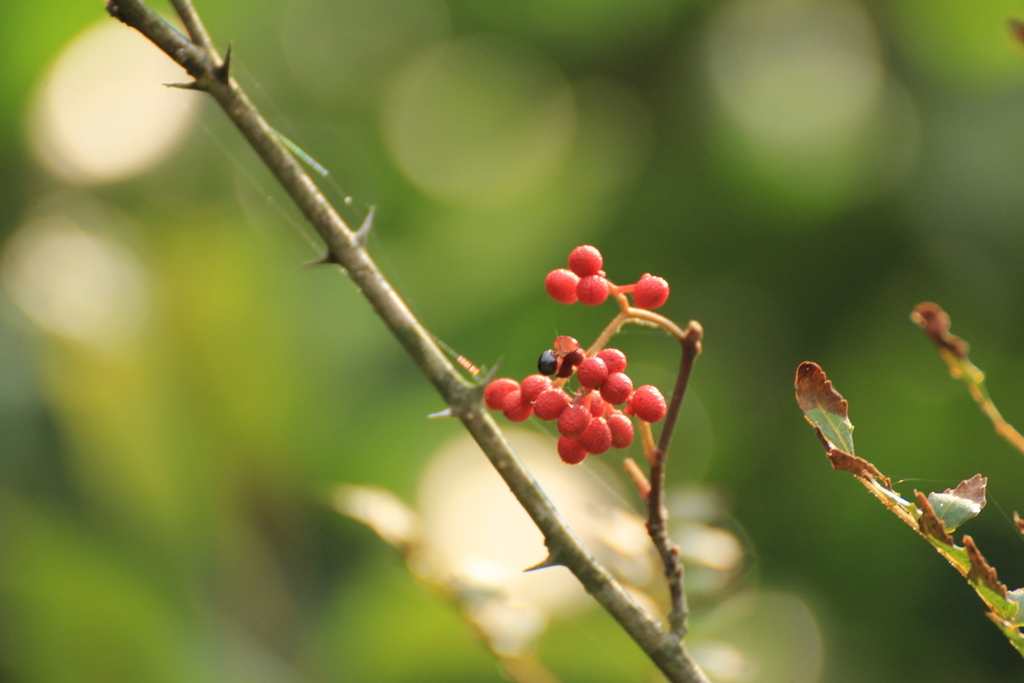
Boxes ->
[214,42,233,83]
[354,205,376,246]
[523,553,564,572]
[300,252,340,268]
[164,80,202,90]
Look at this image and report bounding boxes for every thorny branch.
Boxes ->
[104,1,710,681]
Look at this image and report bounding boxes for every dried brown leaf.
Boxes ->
[964,534,1009,600]
[916,491,954,545]
[945,474,987,509]
[911,302,969,360]
[795,361,849,417]
[1011,19,1024,46]
[825,444,888,485]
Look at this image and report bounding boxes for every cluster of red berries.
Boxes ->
[544,245,669,309]
[484,335,668,465]
[484,245,672,464]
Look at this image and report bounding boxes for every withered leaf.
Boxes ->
[1011,18,1024,45]
[825,446,888,485]
[911,302,969,360]
[964,534,1008,600]
[916,491,954,545]
[795,362,855,455]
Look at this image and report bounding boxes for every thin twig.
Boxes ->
[646,323,702,638]
[169,0,216,52]
[104,1,709,680]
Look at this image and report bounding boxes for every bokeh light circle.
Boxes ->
[28,19,196,185]
[703,0,917,215]
[2,203,148,350]
[383,36,576,204]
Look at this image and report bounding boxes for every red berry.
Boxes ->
[568,245,603,277]
[520,374,551,404]
[557,349,585,378]
[576,357,609,389]
[579,416,612,454]
[576,275,610,306]
[596,348,627,374]
[589,396,607,418]
[534,388,570,421]
[485,378,520,411]
[607,413,634,448]
[557,403,592,438]
[600,372,633,405]
[545,269,579,304]
[631,385,667,422]
[557,436,588,464]
[501,390,533,422]
[633,273,669,310]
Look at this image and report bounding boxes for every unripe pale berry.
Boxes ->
[501,390,533,422]
[485,378,520,411]
[579,416,612,454]
[596,348,627,374]
[557,403,592,438]
[576,357,609,389]
[600,372,633,405]
[520,374,551,404]
[631,384,667,422]
[553,336,580,354]
[568,245,603,277]
[545,269,579,304]
[607,413,634,449]
[558,436,588,464]
[576,275,610,306]
[534,388,571,421]
[633,273,669,310]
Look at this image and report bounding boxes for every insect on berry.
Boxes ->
[537,349,558,376]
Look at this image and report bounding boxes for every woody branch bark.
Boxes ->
[104,1,709,681]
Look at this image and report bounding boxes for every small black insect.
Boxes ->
[537,349,558,376]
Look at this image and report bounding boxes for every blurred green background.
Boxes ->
[4,0,1024,681]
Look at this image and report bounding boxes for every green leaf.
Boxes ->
[794,362,855,455]
[927,474,986,532]
[1007,588,1024,619]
